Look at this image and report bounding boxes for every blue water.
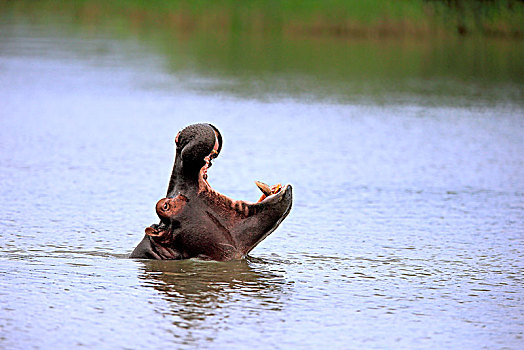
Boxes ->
[1,15,523,350]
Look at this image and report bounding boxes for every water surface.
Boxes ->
[1,11,523,350]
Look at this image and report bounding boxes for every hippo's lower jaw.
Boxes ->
[145,182,293,259]
[130,123,293,261]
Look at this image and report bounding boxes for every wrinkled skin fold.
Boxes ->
[130,123,293,261]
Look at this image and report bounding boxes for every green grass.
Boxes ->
[1,0,523,38]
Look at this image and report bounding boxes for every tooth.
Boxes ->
[255,181,272,196]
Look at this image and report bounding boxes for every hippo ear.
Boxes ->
[208,123,222,157]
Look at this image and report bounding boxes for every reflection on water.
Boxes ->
[137,259,290,345]
[0,6,523,350]
[139,258,288,315]
[0,6,523,106]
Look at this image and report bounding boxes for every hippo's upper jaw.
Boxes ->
[130,123,293,261]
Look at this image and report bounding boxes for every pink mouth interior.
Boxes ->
[147,130,284,237]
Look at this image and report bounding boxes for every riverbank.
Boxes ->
[1,0,523,39]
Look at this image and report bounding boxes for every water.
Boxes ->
[1,10,524,350]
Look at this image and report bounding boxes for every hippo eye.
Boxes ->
[163,202,169,211]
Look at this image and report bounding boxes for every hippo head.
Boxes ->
[130,123,293,261]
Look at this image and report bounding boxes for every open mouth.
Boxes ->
[198,130,285,205]
[132,122,294,261]
[145,126,290,242]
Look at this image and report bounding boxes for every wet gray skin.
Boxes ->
[130,123,293,261]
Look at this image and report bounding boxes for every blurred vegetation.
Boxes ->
[1,0,523,38]
[0,0,522,105]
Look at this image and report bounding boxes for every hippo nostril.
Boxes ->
[132,123,293,261]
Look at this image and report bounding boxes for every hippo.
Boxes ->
[130,123,293,261]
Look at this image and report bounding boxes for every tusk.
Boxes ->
[255,181,272,196]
